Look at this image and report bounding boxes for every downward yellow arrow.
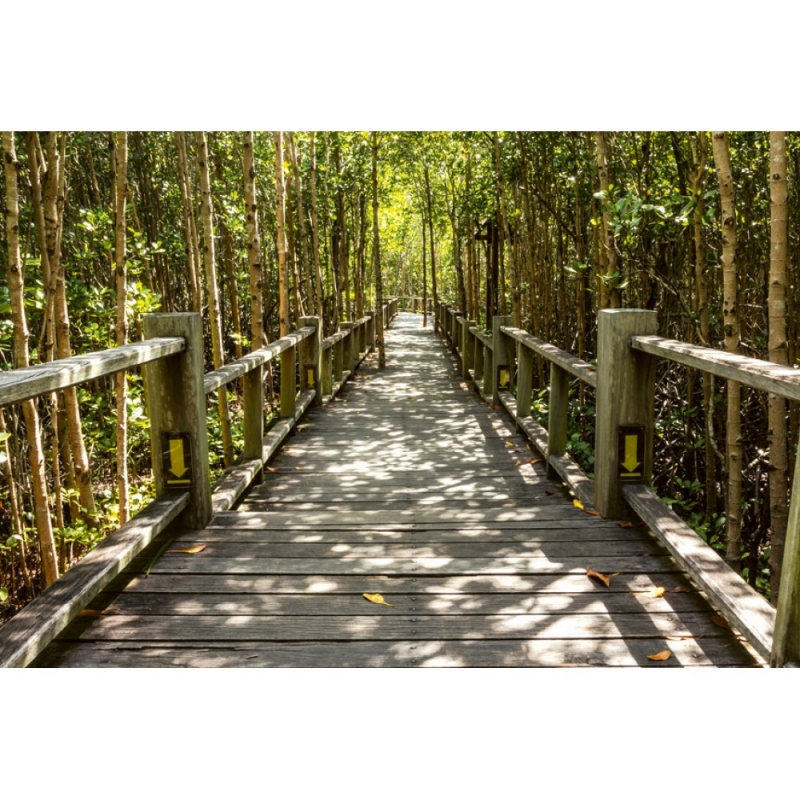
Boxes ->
[168,438,188,478]
[621,435,641,473]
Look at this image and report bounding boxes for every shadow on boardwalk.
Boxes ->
[36,313,761,667]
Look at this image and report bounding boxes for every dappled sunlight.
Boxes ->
[50,313,758,667]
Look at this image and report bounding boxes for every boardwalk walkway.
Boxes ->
[35,313,760,666]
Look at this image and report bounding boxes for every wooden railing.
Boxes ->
[438,301,800,667]
[0,299,397,667]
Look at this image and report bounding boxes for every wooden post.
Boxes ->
[492,315,513,405]
[483,339,494,400]
[358,318,366,358]
[594,309,657,520]
[243,359,264,483]
[547,363,569,480]
[516,341,534,420]
[366,312,376,353]
[143,312,211,529]
[299,316,322,406]
[341,321,357,372]
[462,319,476,380]
[474,333,484,387]
[771,431,800,666]
[280,343,296,419]
[322,343,333,398]
[333,336,344,383]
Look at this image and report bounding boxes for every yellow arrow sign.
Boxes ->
[622,435,641,473]
[163,432,192,486]
[168,438,188,478]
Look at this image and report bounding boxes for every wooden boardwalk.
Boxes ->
[35,313,761,667]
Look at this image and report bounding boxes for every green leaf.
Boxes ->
[0,587,8,604]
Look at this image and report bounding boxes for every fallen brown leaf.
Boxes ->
[514,460,522,467]
[529,458,543,465]
[647,650,672,661]
[669,586,692,594]
[265,466,277,473]
[545,489,557,496]
[710,615,730,628]
[586,568,612,588]
[363,593,394,607]
[169,544,206,554]
[584,509,602,517]
[617,521,633,529]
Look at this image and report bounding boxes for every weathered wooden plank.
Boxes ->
[107,571,694,596]
[54,610,738,642]
[173,521,635,542]
[133,553,677,576]
[0,337,185,407]
[87,589,711,617]
[623,483,775,661]
[34,635,757,668]
[203,327,314,395]
[632,335,800,402]
[213,506,602,526]
[128,538,663,560]
[0,493,189,668]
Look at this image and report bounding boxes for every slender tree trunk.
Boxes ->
[114,132,130,524]
[195,131,234,467]
[243,132,265,349]
[768,131,790,601]
[372,132,385,367]
[421,207,428,327]
[174,132,202,313]
[275,132,290,337]
[45,133,96,524]
[595,131,619,309]
[3,131,59,586]
[423,161,438,331]
[309,132,324,323]
[712,132,744,573]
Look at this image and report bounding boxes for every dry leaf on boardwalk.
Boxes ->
[584,509,602,517]
[363,593,394,607]
[710,615,730,628]
[505,441,514,447]
[265,466,277,472]
[647,650,672,661]
[169,544,206,554]
[669,586,692,594]
[545,489,557,496]
[617,521,633,529]
[515,460,522,467]
[648,587,666,598]
[586,568,618,588]
[573,499,584,510]
[529,458,543,465]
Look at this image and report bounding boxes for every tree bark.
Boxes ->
[243,131,265,349]
[595,131,619,309]
[275,132,291,337]
[174,132,203,313]
[309,132,324,323]
[768,131,790,601]
[195,131,234,467]
[423,160,438,332]
[114,132,130,524]
[3,131,59,586]
[372,132,385,367]
[712,131,744,573]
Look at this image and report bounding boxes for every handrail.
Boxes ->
[0,337,185,407]
[501,326,597,388]
[632,335,800,402]
[204,326,314,394]
[470,327,493,350]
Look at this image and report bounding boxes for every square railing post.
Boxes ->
[143,312,212,529]
[594,309,657,520]
[492,316,513,406]
[299,316,322,406]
